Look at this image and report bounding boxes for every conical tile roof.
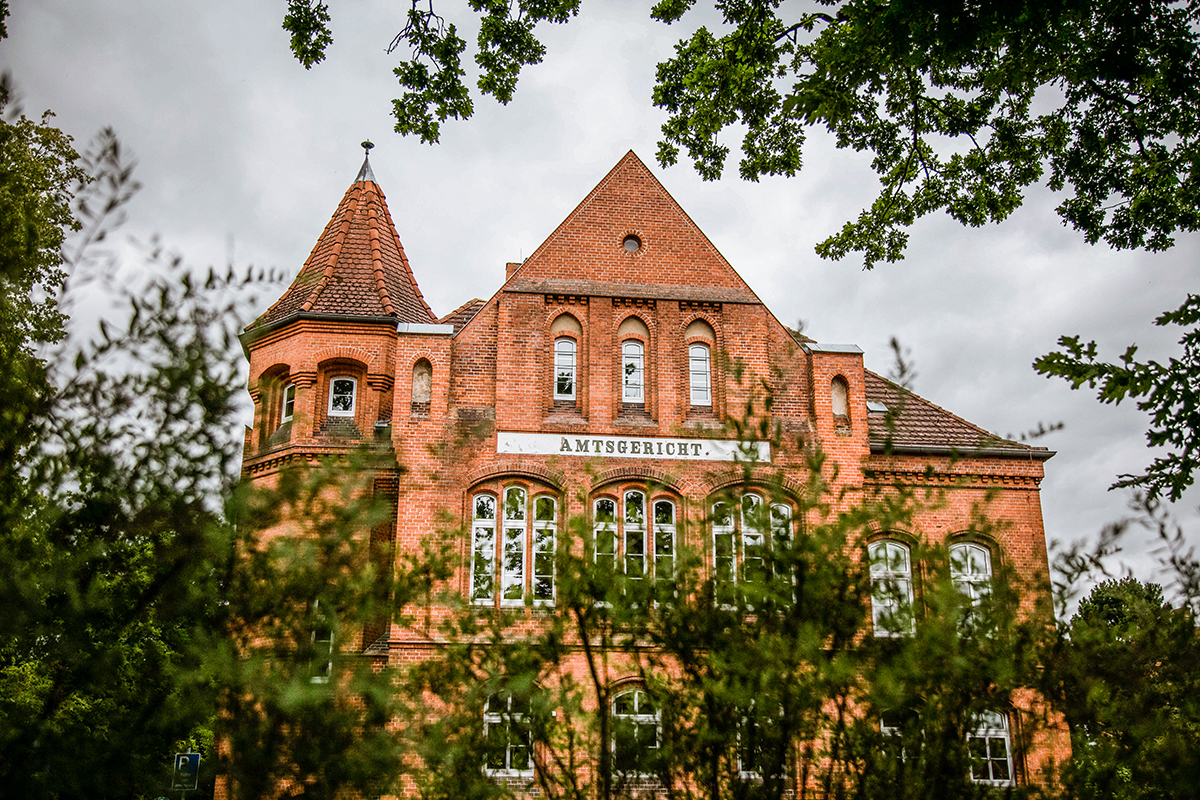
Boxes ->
[257,155,437,326]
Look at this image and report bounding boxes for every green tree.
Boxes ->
[1045,577,1200,800]
[283,0,1200,269]
[1034,295,1200,503]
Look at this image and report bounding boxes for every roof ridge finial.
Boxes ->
[355,140,377,183]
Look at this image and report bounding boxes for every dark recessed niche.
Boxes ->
[623,234,642,253]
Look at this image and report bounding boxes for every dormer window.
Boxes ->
[328,376,357,417]
[281,383,296,423]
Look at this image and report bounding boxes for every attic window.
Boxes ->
[623,234,642,253]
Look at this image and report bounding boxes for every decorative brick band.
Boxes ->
[613,297,656,309]
[544,294,588,306]
[680,300,722,313]
[864,468,1043,488]
[590,464,684,493]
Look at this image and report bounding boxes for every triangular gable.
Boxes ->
[504,151,762,302]
[257,162,437,327]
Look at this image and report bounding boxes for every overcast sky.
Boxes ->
[5,0,1198,605]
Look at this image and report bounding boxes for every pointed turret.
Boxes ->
[256,147,437,327]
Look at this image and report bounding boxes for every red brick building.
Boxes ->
[240,151,1066,791]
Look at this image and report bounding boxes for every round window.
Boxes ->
[623,234,642,253]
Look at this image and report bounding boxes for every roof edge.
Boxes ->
[240,311,399,345]
[869,443,1056,461]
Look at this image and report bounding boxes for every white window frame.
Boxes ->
[281,383,296,423]
[689,343,711,406]
[554,337,577,400]
[611,688,659,778]
[500,487,528,607]
[327,375,357,417]
[712,494,792,602]
[483,694,534,776]
[532,495,556,606]
[622,340,644,403]
[950,542,993,605]
[653,500,676,594]
[471,493,498,605]
[968,711,1014,786]
[869,540,914,637]
[624,490,647,581]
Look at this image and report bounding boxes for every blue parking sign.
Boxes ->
[172,752,200,791]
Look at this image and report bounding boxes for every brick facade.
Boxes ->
[238,151,1070,793]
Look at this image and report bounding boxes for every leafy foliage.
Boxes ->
[1045,577,1200,800]
[1034,294,1200,502]
[283,0,1200,268]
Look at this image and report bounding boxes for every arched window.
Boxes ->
[327,376,357,417]
[868,540,914,637]
[533,496,557,603]
[554,337,577,400]
[593,490,678,601]
[412,359,432,416]
[500,487,528,606]
[968,711,1013,785]
[471,494,497,604]
[622,340,644,403]
[950,542,992,604]
[484,693,533,776]
[689,344,711,406]
[831,376,850,418]
[712,493,793,604]
[472,487,557,607]
[612,688,659,777]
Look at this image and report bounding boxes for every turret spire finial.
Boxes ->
[355,140,377,183]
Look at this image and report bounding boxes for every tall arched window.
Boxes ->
[868,540,914,636]
[950,542,992,604]
[712,493,793,604]
[831,376,850,418]
[412,359,432,416]
[593,490,677,601]
[612,688,659,777]
[689,344,711,406]
[622,340,644,403]
[471,487,558,607]
[554,337,576,401]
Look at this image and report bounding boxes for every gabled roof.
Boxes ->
[440,298,485,334]
[503,151,761,304]
[255,155,437,327]
[864,371,1052,460]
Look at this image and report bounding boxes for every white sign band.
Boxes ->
[497,432,770,463]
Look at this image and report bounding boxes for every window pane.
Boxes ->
[689,344,711,406]
[622,341,644,402]
[329,377,356,414]
[555,337,576,399]
[502,525,525,602]
[504,487,526,521]
[472,525,495,602]
[282,384,296,421]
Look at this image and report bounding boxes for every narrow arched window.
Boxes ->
[501,487,527,606]
[471,494,497,604]
[412,359,432,416]
[868,540,914,637]
[951,542,993,605]
[533,496,557,605]
[554,337,576,400]
[831,376,849,418]
[622,340,644,403]
[612,689,659,777]
[624,490,646,580]
[689,344,711,406]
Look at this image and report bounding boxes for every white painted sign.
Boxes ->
[497,432,770,462]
